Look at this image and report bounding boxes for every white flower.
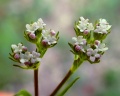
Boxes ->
[79,17,89,25]
[99,19,108,25]
[20,52,32,64]
[76,17,94,33]
[87,23,94,31]
[94,40,108,52]
[72,36,86,45]
[11,43,25,53]
[30,51,41,63]
[72,36,86,52]
[42,30,57,45]
[87,48,100,62]
[37,18,46,29]
[94,25,111,34]
[94,19,111,34]
[77,17,89,32]
[26,22,39,33]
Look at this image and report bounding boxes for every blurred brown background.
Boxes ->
[0,0,120,96]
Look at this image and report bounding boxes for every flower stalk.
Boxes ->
[34,69,39,96]
[50,58,83,96]
[50,70,72,96]
[9,17,111,96]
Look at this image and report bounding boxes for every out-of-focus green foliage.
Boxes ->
[0,0,53,90]
[0,0,120,95]
[15,89,31,96]
[95,70,120,96]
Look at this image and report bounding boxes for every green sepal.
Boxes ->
[13,65,29,69]
[93,32,108,41]
[13,62,40,70]
[14,89,32,96]
[35,28,42,38]
[50,43,58,48]
[70,50,75,54]
[88,59,100,64]
[24,31,37,44]
[9,53,13,57]
[9,57,19,62]
[68,42,74,49]
[58,77,80,96]
[56,31,59,38]
[74,22,80,36]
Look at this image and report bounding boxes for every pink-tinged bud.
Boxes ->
[84,30,89,35]
[29,33,36,39]
[42,40,48,46]
[75,45,81,51]
[24,62,31,66]
[94,40,100,45]
[14,54,20,59]
[22,47,27,52]
[50,30,56,36]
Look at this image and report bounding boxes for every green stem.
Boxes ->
[50,70,73,96]
[34,69,39,96]
[50,58,83,96]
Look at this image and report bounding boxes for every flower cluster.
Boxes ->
[9,18,59,69]
[25,18,59,47]
[41,29,57,46]
[26,18,46,39]
[94,19,111,34]
[70,17,111,63]
[76,17,94,34]
[9,43,41,69]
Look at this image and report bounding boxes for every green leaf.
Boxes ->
[58,77,80,96]
[14,89,32,96]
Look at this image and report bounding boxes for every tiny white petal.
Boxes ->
[90,56,95,62]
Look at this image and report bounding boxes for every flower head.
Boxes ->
[42,29,57,45]
[26,18,46,34]
[69,17,111,64]
[37,18,46,29]
[72,36,87,52]
[76,17,94,33]
[87,48,100,62]
[20,52,32,64]
[94,40,108,52]
[76,17,89,32]
[26,22,39,33]
[11,43,26,53]
[30,51,41,63]
[72,36,86,45]
[94,19,111,34]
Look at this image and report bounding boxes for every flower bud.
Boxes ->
[22,46,27,52]
[75,45,81,51]
[94,40,100,46]
[14,53,20,60]
[50,30,56,36]
[24,61,31,66]
[29,33,36,39]
[84,30,89,35]
[42,39,48,46]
